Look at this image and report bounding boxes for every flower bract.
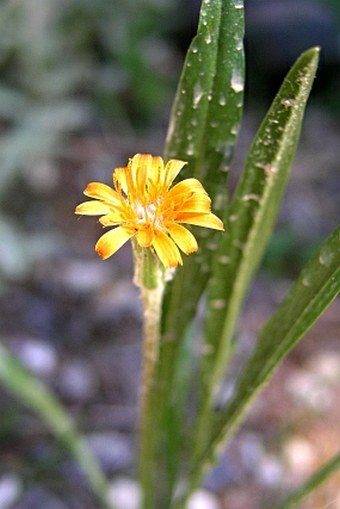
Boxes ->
[75,154,224,268]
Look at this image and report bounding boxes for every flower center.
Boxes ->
[135,202,157,225]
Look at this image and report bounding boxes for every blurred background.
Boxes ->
[0,0,339,508]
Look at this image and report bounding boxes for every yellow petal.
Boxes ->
[179,193,211,213]
[147,156,164,198]
[152,230,183,268]
[99,211,124,226]
[167,223,198,254]
[83,182,121,204]
[113,167,128,194]
[167,179,205,202]
[164,159,187,189]
[136,225,154,247]
[178,212,224,230]
[95,227,134,259]
[75,201,112,216]
[124,158,137,199]
[130,154,151,195]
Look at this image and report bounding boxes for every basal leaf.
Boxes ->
[194,225,340,490]
[202,47,320,397]
[162,0,245,342]
[155,0,245,500]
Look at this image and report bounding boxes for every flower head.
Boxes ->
[75,154,224,268]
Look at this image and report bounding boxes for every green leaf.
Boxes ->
[194,225,340,490]
[155,0,245,502]
[202,47,320,399]
[0,343,114,509]
[162,0,245,343]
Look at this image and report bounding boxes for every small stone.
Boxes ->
[13,338,57,377]
[307,351,340,384]
[284,437,316,479]
[256,454,284,487]
[286,369,333,411]
[0,474,21,509]
[187,490,220,509]
[58,359,98,402]
[87,432,133,473]
[108,477,140,509]
[239,433,264,472]
[59,260,113,294]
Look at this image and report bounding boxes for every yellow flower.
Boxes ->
[75,153,224,268]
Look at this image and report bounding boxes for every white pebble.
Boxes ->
[284,437,316,477]
[15,339,57,377]
[58,360,98,402]
[187,490,220,509]
[257,454,284,487]
[0,474,21,509]
[108,478,140,509]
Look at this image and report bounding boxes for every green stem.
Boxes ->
[134,245,165,509]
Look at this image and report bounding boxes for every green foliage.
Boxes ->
[202,46,320,413]
[154,1,338,508]
[192,226,340,489]
[0,0,175,194]
[0,0,178,277]
[162,0,244,342]
[0,1,339,508]
[0,343,114,509]
[157,0,244,500]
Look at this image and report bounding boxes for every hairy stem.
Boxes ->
[134,245,165,508]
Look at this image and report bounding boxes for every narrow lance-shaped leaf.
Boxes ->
[155,0,245,500]
[162,0,245,343]
[202,47,320,401]
[193,225,340,491]
[161,0,221,351]
[164,0,222,177]
[158,0,245,439]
